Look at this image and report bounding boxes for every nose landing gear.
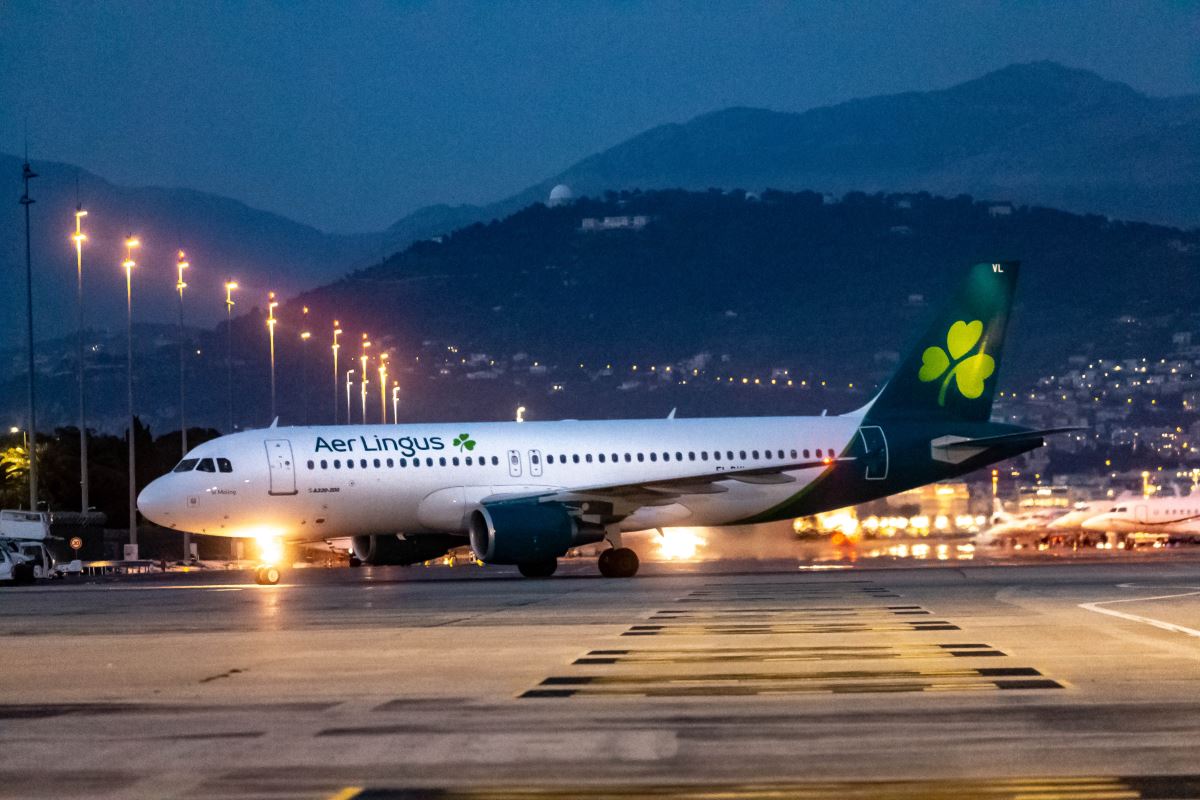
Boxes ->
[598,547,639,578]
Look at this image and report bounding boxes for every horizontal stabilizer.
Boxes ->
[931,427,1085,465]
[939,426,1086,449]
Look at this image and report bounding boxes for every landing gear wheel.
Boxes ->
[255,565,281,585]
[598,547,639,578]
[517,559,557,578]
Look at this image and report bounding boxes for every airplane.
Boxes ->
[974,497,1068,546]
[1081,493,1200,539]
[138,260,1080,584]
[1045,500,1105,532]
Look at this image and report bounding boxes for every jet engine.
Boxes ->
[351,533,463,566]
[468,499,602,564]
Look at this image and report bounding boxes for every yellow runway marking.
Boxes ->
[327,787,363,800]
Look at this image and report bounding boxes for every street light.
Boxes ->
[176,251,190,454]
[72,207,89,513]
[359,335,371,425]
[224,281,238,433]
[300,307,312,426]
[391,383,400,425]
[123,235,140,548]
[176,249,192,564]
[331,321,343,424]
[20,154,38,512]
[267,292,279,422]
[345,369,355,424]
[378,352,388,424]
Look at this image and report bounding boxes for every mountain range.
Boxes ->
[3,60,1197,353]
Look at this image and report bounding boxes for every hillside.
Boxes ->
[4,188,1197,432]
[391,62,1200,237]
[0,153,389,352]
[8,61,1195,357]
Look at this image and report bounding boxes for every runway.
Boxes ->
[3,557,1200,799]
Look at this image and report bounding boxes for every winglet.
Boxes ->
[667,408,677,420]
[269,417,279,429]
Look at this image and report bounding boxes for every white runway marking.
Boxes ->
[1079,587,1200,638]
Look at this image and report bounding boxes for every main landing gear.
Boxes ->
[598,547,639,578]
[254,565,281,585]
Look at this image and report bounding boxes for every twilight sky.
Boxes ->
[2,1,1198,234]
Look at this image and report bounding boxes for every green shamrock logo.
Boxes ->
[918,320,995,406]
[452,433,476,452]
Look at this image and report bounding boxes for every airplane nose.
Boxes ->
[137,478,172,526]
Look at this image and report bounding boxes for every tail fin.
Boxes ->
[865,261,1018,424]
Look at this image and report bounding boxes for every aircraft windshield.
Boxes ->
[173,459,199,473]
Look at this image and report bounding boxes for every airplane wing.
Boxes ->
[482,457,854,517]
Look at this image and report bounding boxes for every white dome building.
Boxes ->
[547,184,574,207]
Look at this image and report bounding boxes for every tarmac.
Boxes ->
[2,555,1200,799]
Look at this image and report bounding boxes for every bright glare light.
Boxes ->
[658,527,706,560]
[257,535,284,566]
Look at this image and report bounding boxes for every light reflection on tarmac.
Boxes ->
[2,556,1200,799]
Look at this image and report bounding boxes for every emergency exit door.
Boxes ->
[507,449,522,478]
[265,439,298,496]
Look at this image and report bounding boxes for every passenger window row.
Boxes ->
[173,457,233,473]
[304,447,837,472]
[541,447,834,465]
[308,455,503,471]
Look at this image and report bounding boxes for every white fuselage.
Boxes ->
[137,415,862,543]
[1082,495,1200,535]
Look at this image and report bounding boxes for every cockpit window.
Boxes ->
[173,459,199,473]
[1116,506,1127,513]
[196,458,216,473]
[217,458,233,473]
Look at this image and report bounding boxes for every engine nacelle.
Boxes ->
[351,533,462,566]
[468,500,584,564]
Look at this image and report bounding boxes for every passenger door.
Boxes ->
[265,439,298,496]
[507,449,522,478]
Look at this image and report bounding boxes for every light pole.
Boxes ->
[176,251,190,453]
[300,312,312,426]
[359,335,371,425]
[224,281,238,432]
[20,155,38,511]
[391,383,400,425]
[72,207,89,512]
[123,236,140,548]
[345,369,355,424]
[378,352,388,424]
[176,250,191,563]
[331,321,342,424]
[267,292,279,422]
